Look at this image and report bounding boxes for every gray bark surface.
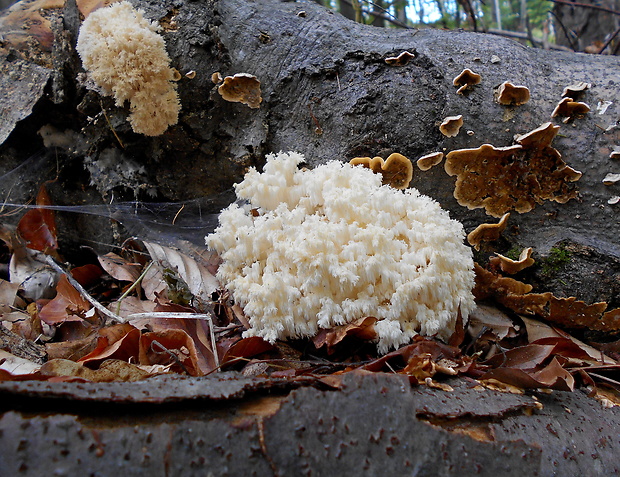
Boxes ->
[1,2,620,474]
[1,0,619,299]
[1,372,619,476]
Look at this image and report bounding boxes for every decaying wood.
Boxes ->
[1,1,620,474]
[0,323,46,364]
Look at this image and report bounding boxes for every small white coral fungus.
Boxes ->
[206,152,476,353]
[76,1,180,136]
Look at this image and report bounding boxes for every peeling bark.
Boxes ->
[0,373,618,475]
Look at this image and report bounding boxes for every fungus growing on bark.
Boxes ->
[211,72,223,84]
[610,146,620,159]
[385,51,415,66]
[416,152,444,171]
[490,247,535,274]
[349,153,413,189]
[206,152,476,353]
[217,73,262,109]
[552,97,590,122]
[562,82,590,98]
[603,173,620,185]
[495,81,530,106]
[445,122,582,217]
[76,1,180,136]
[453,69,481,94]
[467,213,510,251]
[439,115,464,137]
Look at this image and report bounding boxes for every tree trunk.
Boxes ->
[1,1,620,472]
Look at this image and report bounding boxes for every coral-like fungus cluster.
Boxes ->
[76,1,180,136]
[206,152,476,353]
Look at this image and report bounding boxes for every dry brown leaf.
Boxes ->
[467,304,518,342]
[78,323,141,366]
[139,328,203,376]
[98,252,142,282]
[221,336,275,367]
[142,241,219,304]
[312,316,378,354]
[483,357,574,391]
[0,280,20,313]
[40,358,153,382]
[39,274,92,325]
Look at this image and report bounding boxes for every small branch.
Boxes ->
[599,25,620,54]
[0,324,47,364]
[45,256,126,324]
[547,0,620,16]
[126,311,220,370]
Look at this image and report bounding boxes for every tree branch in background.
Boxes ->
[547,0,620,16]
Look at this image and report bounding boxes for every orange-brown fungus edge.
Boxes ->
[445,122,582,217]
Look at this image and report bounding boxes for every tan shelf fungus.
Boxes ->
[439,115,464,137]
[349,153,413,189]
[218,73,262,109]
[495,81,530,106]
[445,122,582,217]
[453,68,481,94]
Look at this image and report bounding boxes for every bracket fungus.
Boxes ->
[610,146,620,160]
[206,152,476,353]
[603,173,620,185]
[349,153,413,189]
[495,81,530,106]
[490,247,535,274]
[217,73,262,109]
[416,152,444,171]
[385,51,415,66]
[552,97,590,122]
[76,1,181,136]
[453,68,481,94]
[445,122,582,217]
[562,82,590,99]
[466,213,510,251]
[439,115,464,137]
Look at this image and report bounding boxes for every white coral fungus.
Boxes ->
[206,152,476,353]
[76,1,180,136]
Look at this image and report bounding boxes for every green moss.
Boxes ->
[541,245,572,275]
[503,247,522,261]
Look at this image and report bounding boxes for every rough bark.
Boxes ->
[1,1,620,473]
[1,0,619,305]
[1,372,619,476]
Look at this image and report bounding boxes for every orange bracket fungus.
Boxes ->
[217,73,262,109]
[439,115,463,137]
[445,122,582,217]
[416,152,444,171]
[490,247,535,274]
[552,97,590,122]
[495,81,530,106]
[467,213,510,251]
[385,51,415,66]
[349,153,413,189]
[453,68,481,94]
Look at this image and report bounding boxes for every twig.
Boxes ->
[99,100,125,149]
[125,311,220,370]
[150,339,190,375]
[547,0,620,16]
[599,25,620,54]
[115,261,154,315]
[45,255,126,324]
